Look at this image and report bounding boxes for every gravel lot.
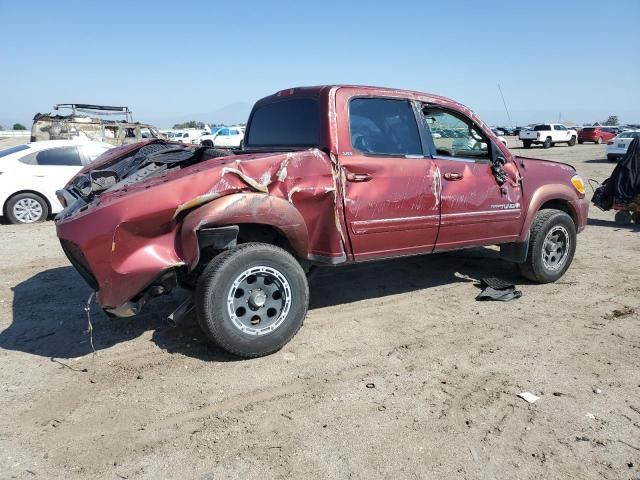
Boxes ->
[0,138,638,479]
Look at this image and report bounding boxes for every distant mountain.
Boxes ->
[150,101,253,128]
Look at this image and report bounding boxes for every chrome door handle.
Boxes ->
[346,173,372,182]
[443,172,463,181]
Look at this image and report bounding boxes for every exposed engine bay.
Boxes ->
[68,142,231,202]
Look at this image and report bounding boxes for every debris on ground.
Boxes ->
[518,392,540,404]
[476,277,522,302]
[603,306,636,320]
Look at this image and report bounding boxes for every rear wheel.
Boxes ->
[5,193,49,224]
[578,139,584,144]
[595,137,603,145]
[523,140,532,149]
[518,209,577,283]
[195,243,309,358]
[568,136,576,146]
[543,137,552,149]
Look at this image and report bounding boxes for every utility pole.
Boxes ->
[498,84,513,129]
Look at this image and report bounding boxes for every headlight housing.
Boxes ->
[571,175,585,195]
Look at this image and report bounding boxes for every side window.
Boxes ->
[140,128,152,138]
[555,125,566,131]
[423,108,490,160]
[34,147,82,166]
[349,98,422,156]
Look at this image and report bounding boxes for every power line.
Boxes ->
[497,84,513,129]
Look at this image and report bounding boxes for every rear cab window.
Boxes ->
[534,125,551,131]
[246,98,320,148]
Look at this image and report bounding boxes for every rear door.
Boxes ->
[420,106,523,250]
[335,90,440,260]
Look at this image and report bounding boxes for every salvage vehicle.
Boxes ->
[0,140,112,224]
[606,130,640,162]
[519,124,578,149]
[31,104,162,146]
[55,85,589,357]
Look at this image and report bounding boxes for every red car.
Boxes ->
[578,127,618,144]
[55,85,589,357]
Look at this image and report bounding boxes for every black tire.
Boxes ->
[201,140,213,147]
[631,212,640,224]
[543,137,552,149]
[523,140,532,149]
[595,137,602,145]
[518,209,577,283]
[578,139,584,144]
[615,211,632,226]
[5,192,49,224]
[568,136,576,146]
[195,242,309,358]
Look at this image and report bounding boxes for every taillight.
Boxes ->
[537,132,540,138]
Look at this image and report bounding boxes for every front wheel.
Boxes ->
[568,136,576,146]
[518,209,577,283]
[195,243,309,358]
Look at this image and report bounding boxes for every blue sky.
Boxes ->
[1,0,638,128]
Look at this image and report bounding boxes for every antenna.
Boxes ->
[497,84,514,129]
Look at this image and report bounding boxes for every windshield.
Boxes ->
[0,144,30,158]
[246,98,320,148]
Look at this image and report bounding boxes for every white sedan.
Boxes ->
[607,130,640,162]
[0,140,112,224]
[200,127,245,149]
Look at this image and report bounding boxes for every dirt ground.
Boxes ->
[0,138,638,480]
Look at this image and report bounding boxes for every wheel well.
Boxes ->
[3,190,52,217]
[236,223,292,251]
[539,200,577,226]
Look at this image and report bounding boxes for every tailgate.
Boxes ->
[519,130,537,139]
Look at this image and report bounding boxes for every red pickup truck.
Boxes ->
[55,85,589,357]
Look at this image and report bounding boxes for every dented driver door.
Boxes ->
[421,106,523,250]
[335,89,440,261]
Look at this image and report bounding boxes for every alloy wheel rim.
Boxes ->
[226,266,292,336]
[12,198,43,223]
[541,225,570,271]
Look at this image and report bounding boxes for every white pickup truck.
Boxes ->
[519,124,577,149]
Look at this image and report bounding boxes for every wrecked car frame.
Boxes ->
[56,85,589,357]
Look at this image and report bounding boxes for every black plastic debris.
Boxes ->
[476,277,522,302]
